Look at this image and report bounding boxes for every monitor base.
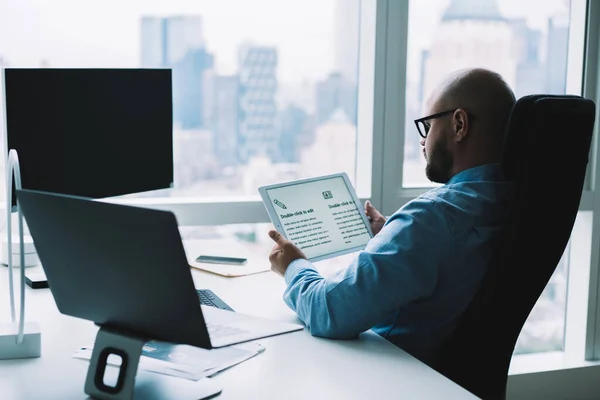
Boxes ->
[85,327,222,400]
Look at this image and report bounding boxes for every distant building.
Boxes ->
[237,44,278,164]
[334,0,361,83]
[172,48,214,129]
[509,18,545,99]
[172,127,218,187]
[140,16,213,129]
[277,104,310,163]
[141,16,205,66]
[203,71,239,168]
[315,72,357,125]
[421,0,518,113]
[277,80,315,114]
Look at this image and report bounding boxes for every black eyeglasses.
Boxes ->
[414,109,474,138]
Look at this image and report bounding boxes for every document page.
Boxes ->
[73,341,265,381]
[264,176,371,260]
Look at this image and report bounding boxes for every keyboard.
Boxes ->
[197,289,234,311]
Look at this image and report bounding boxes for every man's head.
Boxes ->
[417,68,516,183]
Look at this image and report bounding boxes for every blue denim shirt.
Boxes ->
[283,164,514,364]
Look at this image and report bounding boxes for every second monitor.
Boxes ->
[2,68,174,209]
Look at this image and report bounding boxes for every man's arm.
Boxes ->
[278,197,450,339]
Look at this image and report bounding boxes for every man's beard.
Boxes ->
[425,139,453,184]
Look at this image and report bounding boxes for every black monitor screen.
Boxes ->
[3,68,174,207]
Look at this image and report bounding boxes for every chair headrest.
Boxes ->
[501,94,596,180]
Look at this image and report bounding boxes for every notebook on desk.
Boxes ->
[16,189,303,349]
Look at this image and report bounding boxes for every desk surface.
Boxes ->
[0,240,477,400]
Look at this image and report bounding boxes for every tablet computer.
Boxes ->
[258,172,373,262]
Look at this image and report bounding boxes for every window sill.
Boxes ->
[509,351,600,375]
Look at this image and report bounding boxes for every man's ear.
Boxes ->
[453,109,469,143]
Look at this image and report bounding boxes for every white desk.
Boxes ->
[0,242,477,399]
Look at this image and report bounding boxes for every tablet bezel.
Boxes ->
[258,172,373,262]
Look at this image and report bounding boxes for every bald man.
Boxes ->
[267,68,516,366]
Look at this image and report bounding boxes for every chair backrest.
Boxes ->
[434,94,596,399]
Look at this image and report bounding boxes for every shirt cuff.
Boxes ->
[284,258,316,285]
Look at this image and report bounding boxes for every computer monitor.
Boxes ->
[2,68,174,209]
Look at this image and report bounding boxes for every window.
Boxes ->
[0,0,369,200]
[403,0,585,187]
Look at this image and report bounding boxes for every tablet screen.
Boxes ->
[262,175,371,260]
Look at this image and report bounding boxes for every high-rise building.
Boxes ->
[141,16,205,67]
[237,44,278,164]
[277,105,310,163]
[509,18,545,98]
[334,0,361,83]
[315,72,357,125]
[203,71,239,168]
[421,0,518,112]
[171,48,214,129]
[140,17,166,67]
[140,16,213,129]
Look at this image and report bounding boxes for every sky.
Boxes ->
[0,0,577,85]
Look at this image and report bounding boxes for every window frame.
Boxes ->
[583,0,600,361]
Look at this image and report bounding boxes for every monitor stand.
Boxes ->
[85,327,222,400]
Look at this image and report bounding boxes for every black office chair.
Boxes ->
[433,94,597,399]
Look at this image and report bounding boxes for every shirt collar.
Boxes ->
[446,163,505,185]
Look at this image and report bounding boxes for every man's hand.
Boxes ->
[268,230,307,277]
[365,200,387,236]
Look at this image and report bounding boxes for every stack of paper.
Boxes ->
[73,340,265,381]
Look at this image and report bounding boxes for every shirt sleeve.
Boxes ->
[282,196,450,339]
